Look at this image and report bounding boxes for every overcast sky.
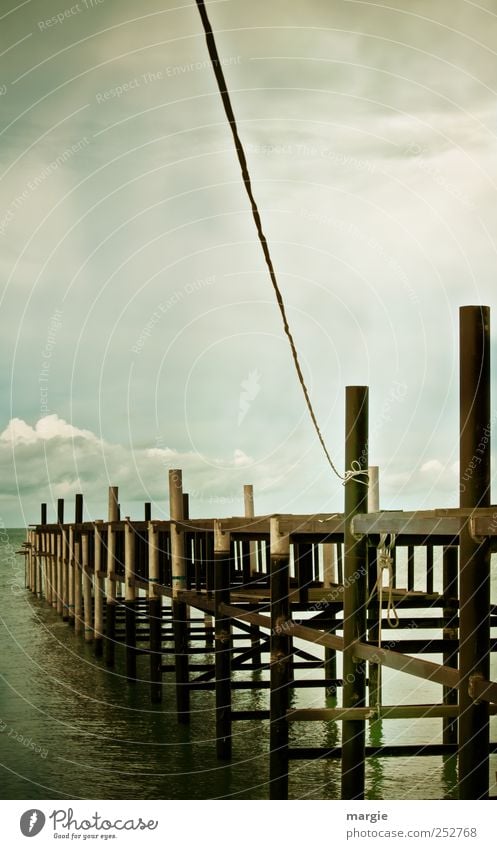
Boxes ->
[1,0,496,526]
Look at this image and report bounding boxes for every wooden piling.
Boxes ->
[442,545,458,745]
[82,532,93,642]
[124,520,137,681]
[73,495,83,633]
[56,499,64,615]
[244,484,261,667]
[148,521,162,703]
[105,486,119,667]
[341,386,369,801]
[169,470,189,722]
[94,521,104,657]
[458,305,491,799]
[323,542,337,684]
[214,519,232,759]
[269,516,291,799]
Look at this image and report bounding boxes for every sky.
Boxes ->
[1,0,497,526]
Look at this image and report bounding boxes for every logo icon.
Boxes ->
[20,810,46,837]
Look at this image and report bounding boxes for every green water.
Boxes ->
[1,529,495,799]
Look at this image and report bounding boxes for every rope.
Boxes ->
[367,533,399,639]
[195,0,366,487]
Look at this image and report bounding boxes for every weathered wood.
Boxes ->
[105,486,119,667]
[170,471,189,722]
[269,516,291,799]
[148,521,162,703]
[341,386,369,801]
[214,519,232,759]
[458,305,491,799]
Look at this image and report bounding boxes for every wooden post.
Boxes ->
[68,525,75,625]
[105,486,119,667]
[458,305,491,799]
[269,516,290,799]
[244,483,261,666]
[148,521,162,703]
[214,519,232,759]
[442,545,458,745]
[169,470,189,722]
[74,495,83,635]
[56,499,64,615]
[50,529,57,608]
[40,504,47,599]
[341,385,369,801]
[124,520,137,681]
[144,502,151,521]
[82,533,93,642]
[323,542,337,684]
[94,521,104,657]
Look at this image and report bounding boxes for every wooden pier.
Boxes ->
[19,306,497,799]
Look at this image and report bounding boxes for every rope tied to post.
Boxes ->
[341,460,369,487]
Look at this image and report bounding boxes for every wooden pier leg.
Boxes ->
[62,526,69,620]
[458,305,491,799]
[50,530,57,608]
[269,516,290,799]
[105,486,119,667]
[39,504,47,597]
[169,470,189,723]
[244,484,261,667]
[94,521,104,657]
[73,495,83,633]
[367,467,381,710]
[124,520,137,681]
[323,543,337,685]
[148,521,162,703]
[74,536,83,635]
[214,519,232,760]
[443,545,458,745]
[68,526,75,625]
[56,500,64,615]
[341,385,369,801]
[82,533,93,642]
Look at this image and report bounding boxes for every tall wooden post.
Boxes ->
[94,521,104,657]
[169,470,189,722]
[244,483,261,667]
[367,466,381,710]
[443,545,458,745]
[105,486,119,667]
[458,305,491,799]
[341,386,369,800]
[40,503,47,598]
[148,521,162,703]
[214,519,232,759]
[74,495,83,635]
[323,542,337,684]
[82,532,93,642]
[269,516,290,799]
[124,520,137,681]
[56,499,64,615]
